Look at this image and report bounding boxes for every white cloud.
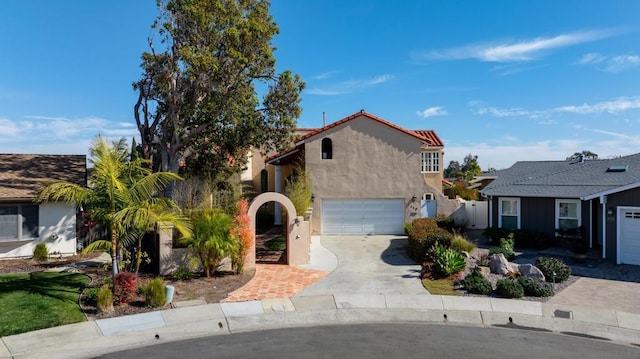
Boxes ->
[578,52,607,65]
[415,29,617,63]
[473,96,640,119]
[306,74,395,96]
[605,55,640,72]
[312,71,340,80]
[417,106,447,118]
[0,115,139,154]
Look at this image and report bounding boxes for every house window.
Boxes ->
[421,151,440,173]
[498,197,519,230]
[0,204,39,241]
[260,169,268,193]
[556,199,581,229]
[422,193,434,201]
[321,138,332,159]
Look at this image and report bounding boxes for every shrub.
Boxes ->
[435,215,456,232]
[476,252,490,267]
[231,199,252,274]
[450,232,476,253]
[495,279,524,298]
[432,245,466,278]
[518,276,555,297]
[97,284,114,312]
[462,270,492,295]
[144,277,166,308]
[184,208,238,277]
[404,222,412,235]
[33,243,49,262]
[171,265,194,281]
[84,287,100,301]
[284,170,312,216]
[536,257,571,283]
[113,271,138,304]
[489,235,515,260]
[408,218,454,262]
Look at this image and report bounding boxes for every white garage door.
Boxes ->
[322,199,404,235]
[619,208,640,265]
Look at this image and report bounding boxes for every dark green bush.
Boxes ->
[495,279,524,298]
[462,270,492,295]
[144,277,166,308]
[84,287,100,301]
[536,257,571,283]
[171,265,194,281]
[517,276,555,297]
[33,243,49,262]
[435,215,456,232]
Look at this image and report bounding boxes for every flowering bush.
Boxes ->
[232,199,252,274]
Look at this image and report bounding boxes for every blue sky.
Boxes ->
[1,1,640,170]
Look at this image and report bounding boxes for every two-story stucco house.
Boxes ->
[245,110,458,235]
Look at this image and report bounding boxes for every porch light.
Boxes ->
[411,194,417,202]
[311,194,315,203]
[294,217,301,226]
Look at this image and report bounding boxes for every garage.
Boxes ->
[618,207,640,265]
[321,199,405,235]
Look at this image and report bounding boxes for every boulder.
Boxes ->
[518,263,546,281]
[489,254,511,275]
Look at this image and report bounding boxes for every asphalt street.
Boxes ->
[95,323,639,359]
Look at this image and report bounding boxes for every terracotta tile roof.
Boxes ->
[0,154,87,200]
[267,110,444,163]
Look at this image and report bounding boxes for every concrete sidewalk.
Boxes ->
[2,293,639,358]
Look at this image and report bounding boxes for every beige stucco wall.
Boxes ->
[302,115,446,233]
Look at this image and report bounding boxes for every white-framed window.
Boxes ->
[556,199,581,230]
[0,204,39,241]
[422,193,434,201]
[421,151,440,173]
[498,197,520,230]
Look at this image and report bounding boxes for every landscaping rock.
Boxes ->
[489,254,512,275]
[518,263,546,281]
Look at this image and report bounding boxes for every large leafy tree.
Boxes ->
[36,136,191,276]
[134,0,305,184]
[445,154,482,182]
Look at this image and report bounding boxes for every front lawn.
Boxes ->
[0,272,90,336]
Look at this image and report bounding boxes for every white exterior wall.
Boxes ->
[0,202,77,258]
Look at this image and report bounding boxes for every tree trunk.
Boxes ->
[111,228,119,277]
[135,236,143,275]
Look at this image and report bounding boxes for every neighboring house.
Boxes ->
[246,110,459,235]
[480,154,640,265]
[0,154,86,258]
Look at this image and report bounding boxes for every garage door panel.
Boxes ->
[620,209,640,265]
[322,199,404,235]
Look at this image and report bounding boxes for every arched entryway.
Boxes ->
[245,192,310,271]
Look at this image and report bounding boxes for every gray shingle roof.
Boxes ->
[480,153,640,198]
[0,154,87,200]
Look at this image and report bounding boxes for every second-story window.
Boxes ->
[421,151,440,173]
[322,138,333,159]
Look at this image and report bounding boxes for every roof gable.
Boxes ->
[267,110,443,163]
[0,154,87,200]
[480,153,640,198]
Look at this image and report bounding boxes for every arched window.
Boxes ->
[321,138,333,159]
[260,169,268,193]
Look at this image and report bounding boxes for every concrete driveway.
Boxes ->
[297,235,426,296]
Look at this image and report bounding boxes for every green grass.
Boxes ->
[264,235,286,251]
[421,279,459,296]
[0,272,90,336]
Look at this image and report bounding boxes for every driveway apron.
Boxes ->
[296,235,425,296]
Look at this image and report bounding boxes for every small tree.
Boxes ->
[284,170,312,216]
[184,208,238,277]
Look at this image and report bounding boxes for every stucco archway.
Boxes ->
[245,192,310,270]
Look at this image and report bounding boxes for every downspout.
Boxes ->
[600,195,606,259]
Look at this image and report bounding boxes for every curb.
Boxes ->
[1,294,639,358]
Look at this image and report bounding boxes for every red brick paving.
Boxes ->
[222,264,328,302]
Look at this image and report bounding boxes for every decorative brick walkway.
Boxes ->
[221,264,329,302]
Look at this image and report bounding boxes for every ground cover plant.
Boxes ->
[0,272,90,336]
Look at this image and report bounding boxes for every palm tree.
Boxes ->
[36,136,191,276]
